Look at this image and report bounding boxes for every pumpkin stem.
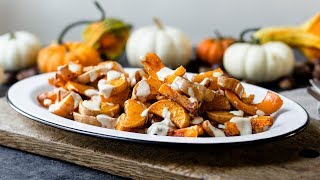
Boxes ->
[214,30,223,40]
[239,28,260,44]
[9,32,15,39]
[153,17,164,30]
[57,1,106,44]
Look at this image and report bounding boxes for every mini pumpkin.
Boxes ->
[0,31,41,71]
[126,18,192,68]
[196,31,235,65]
[223,42,294,82]
[223,29,295,82]
[38,42,100,73]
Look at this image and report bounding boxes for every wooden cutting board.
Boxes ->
[0,98,319,179]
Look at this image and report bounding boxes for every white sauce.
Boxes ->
[88,70,98,82]
[187,87,197,103]
[230,110,244,117]
[207,121,226,137]
[97,62,114,70]
[156,67,174,81]
[48,104,56,112]
[140,108,149,117]
[188,87,195,97]
[218,124,226,129]
[230,117,252,135]
[129,72,137,87]
[57,65,66,71]
[43,99,52,106]
[170,76,183,90]
[189,97,197,103]
[96,114,117,129]
[256,110,265,116]
[140,55,146,61]
[147,122,169,136]
[82,96,101,111]
[135,80,151,100]
[191,117,204,125]
[236,83,244,97]
[104,102,114,106]
[212,72,223,77]
[70,92,82,109]
[200,78,210,86]
[82,100,100,111]
[147,107,176,136]
[84,89,99,97]
[98,79,114,98]
[68,63,81,73]
[107,70,121,82]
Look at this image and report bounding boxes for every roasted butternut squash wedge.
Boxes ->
[49,92,77,119]
[256,92,283,115]
[98,74,128,98]
[37,90,57,108]
[251,116,274,133]
[79,100,120,117]
[225,90,283,115]
[169,125,199,137]
[206,111,236,124]
[100,87,130,107]
[192,68,223,90]
[76,68,101,84]
[115,113,130,131]
[148,99,190,128]
[241,93,255,104]
[141,52,165,81]
[164,65,187,84]
[132,77,161,102]
[202,120,226,137]
[121,99,148,129]
[225,90,257,115]
[224,116,274,136]
[224,121,240,136]
[158,83,198,114]
[65,81,94,96]
[167,76,216,102]
[217,76,244,98]
[199,93,231,113]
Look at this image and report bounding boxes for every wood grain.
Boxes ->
[0,98,319,179]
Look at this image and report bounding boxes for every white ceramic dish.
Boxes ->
[7,68,309,145]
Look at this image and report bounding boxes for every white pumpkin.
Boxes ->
[223,42,294,82]
[0,31,41,71]
[126,18,192,68]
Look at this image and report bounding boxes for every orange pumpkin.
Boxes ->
[38,42,100,73]
[196,31,235,65]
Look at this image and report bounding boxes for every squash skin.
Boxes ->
[225,90,283,116]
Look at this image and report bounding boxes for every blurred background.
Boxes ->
[0,0,318,44]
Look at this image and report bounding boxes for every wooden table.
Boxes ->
[0,87,319,179]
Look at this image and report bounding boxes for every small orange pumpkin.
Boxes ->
[196,31,235,65]
[38,42,100,73]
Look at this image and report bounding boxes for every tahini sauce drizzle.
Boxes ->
[156,67,174,81]
[147,107,174,136]
[230,117,253,135]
